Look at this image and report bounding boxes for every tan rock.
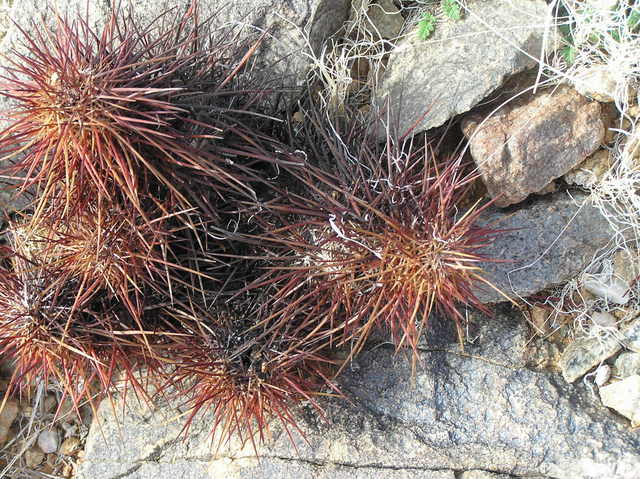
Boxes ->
[574,65,618,103]
[564,149,612,187]
[59,436,81,456]
[600,375,640,426]
[25,448,45,468]
[462,85,604,207]
[0,399,19,445]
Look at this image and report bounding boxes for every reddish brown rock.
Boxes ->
[462,85,604,207]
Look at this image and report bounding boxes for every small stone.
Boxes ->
[594,364,612,386]
[590,311,617,329]
[563,149,612,187]
[623,319,640,353]
[559,334,622,383]
[574,65,618,103]
[59,436,81,456]
[613,249,639,286]
[25,448,45,468]
[600,375,640,425]
[582,273,630,305]
[614,352,640,378]
[629,105,640,118]
[0,399,19,445]
[37,429,59,454]
[365,0,404,39]
[292,111,304,123]
[529,305,552,335]
[43,394,57,414]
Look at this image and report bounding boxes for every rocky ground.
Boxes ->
[0,0,639,478]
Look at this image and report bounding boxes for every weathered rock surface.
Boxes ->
[600,375,640,426]
[564,149,612,188]
[373,0,557,136]
[573,65,619,103]
[78,310,640,479]
[356,0,405,40]
[615,351,640,378]
[474,191,620,303]
[462,85,604,207]
[0,399,18,446]
[559,334,622,383]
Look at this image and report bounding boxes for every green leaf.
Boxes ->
[441,0,462,21]
[418,12,437,40]
[628,9,640,32]
[561,45,576,65]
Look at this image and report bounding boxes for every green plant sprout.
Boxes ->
[417,1,463,41]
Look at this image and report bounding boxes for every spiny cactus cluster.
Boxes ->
[0,2,502,450]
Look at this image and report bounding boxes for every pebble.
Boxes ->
[590,311,617,329]
[600,375,640,426]
[559,333,622,383]
[25,448,45,468]
[614,351,640,378]
[582,273,630,305]
[594,364,612,386]
[59,436,81,456]
[37,429,59,454]
[0,399,19,445]
[574,64,617,103]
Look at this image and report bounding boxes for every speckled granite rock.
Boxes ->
[78,310,640,479]
[473,191,620,303]
[373,0,558,136]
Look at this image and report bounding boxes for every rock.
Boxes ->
[462,85,604,207]
[564,149,612,187]
[78,310,640,479]
[358,0,405,40]
[582,273,630,305]
[623,319,640,353]
[613,249,639,286]
[559,333,622,383]
[474,191,621,304]
[59,436,81,456]
[25,448,45,469]
[373,0,558,136]
[1,0,350,101]
[594,364,612,386]
[590,311,618,329]
[574,65,618,103]
[0,399,19,445]
[37,429,59,454]
[460,472,545,479]
[600,375,640,426]
[614,352,640,378]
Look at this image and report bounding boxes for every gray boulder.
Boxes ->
[474,191,620,304]
[78,310,640,479]
[372,0,558,136]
